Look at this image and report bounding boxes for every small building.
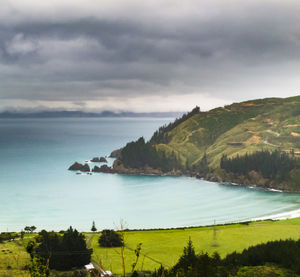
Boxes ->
[104,271,113,277]
[84,263,95,272]
[85,263,113,276]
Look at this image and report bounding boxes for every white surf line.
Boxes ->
[253,209,300,221]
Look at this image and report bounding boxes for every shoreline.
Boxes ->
[94,167,300,194]
[4,215,300,234]
[253,209,300,222]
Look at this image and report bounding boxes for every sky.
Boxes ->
[0,0,299,112]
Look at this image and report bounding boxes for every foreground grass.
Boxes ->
[90,218,300,275]
[2,218,300,276]
[0,238,30,277]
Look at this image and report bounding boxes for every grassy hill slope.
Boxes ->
[115,95,300,190]
[159,96,300,168]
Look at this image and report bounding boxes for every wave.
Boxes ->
[253,209,300,221]
[267,188,283,192]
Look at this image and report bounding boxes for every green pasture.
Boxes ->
[90,218,300,275]
[0,238,30,277]
[2,218,300,276]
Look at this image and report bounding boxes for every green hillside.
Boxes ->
[155,96,300,165]
[114,96,300,191]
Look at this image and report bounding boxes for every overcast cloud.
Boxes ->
[0,0,299,112]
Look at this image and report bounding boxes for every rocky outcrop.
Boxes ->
[92,165,115,173]
[91,157,101,162]
[81,163,91,172]
[91,156,108,163]
[68,162,90,172]
[69,162,83,171]
[99,157,108,163]
[109,148,122,158]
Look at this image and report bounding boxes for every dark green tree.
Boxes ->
[20,230,25,240]
[35,227,92,270]
[25,226,37,233]
[173,238,197,273]
[26,241,50,277]
[28,257,50,277]
[31,226,37,233]
[91,221,97,232]
[98,229,123,247]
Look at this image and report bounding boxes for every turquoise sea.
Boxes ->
[1,118,300,232]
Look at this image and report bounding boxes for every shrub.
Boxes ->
[98,229,123,247]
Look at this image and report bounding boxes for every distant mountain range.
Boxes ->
[0,110,184,118]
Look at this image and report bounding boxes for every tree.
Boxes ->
[91,221,97,232]
[25,226,31,233]
[25,226,37,233]
[26,241,50,277]
[30,226,37,233]
[173,237,197,274]
[34,227,92,270]
[28,257,50,277]
[98,229,123,247]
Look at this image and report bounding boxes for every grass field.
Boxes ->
[90,218,300,275]
[2,218,300,276]
[0,238,30,277]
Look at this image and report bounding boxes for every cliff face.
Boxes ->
[114,95,300,191]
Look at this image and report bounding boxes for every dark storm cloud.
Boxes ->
[0,0,299,112]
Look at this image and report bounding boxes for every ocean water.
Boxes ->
[1,118,300,232]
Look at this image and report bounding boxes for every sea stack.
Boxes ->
[68,162,90,172]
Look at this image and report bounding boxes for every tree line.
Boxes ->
[120,137,182,172]
[0,232,19,242]
[220,150,297,182]
[150,106,200,144]
[152,237,300,277]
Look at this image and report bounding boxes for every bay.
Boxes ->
[0,118,300,232]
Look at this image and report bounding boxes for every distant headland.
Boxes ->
[0,110,183,118]
[68,95,300,193]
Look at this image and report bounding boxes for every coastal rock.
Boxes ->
[68,162,90,172]
[208,175,223,183]
[91,156,108,163]
[68,162,83,171]
[112,160,164,175]
[81,163,90,172]
[109,148,122,158]
[99,157,108,163]
[92,165,115,173]
[91,157,101,162]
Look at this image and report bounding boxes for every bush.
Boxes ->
[98,229,123,247]
[0,232,19,242]
[34,227,92,270]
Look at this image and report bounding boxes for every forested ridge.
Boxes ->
[220,150,297,182]
[150,106,200,144]
[120,137,182,172]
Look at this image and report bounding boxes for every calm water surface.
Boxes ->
[1,118,300,232]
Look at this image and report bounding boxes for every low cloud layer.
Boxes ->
[0,0,299,112]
